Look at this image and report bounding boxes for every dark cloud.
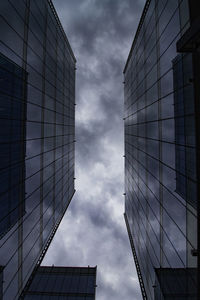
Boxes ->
[43,1,146,299]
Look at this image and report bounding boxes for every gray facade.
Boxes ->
[124,0,199,299]
[22,266,97,300]
[0,1,76,299]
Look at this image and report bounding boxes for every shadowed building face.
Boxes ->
[23,266,97,299]
[0,53,27,239]
[0,1,76,299]
[124,0,199,299]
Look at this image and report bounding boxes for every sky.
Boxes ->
[43,1,145,299]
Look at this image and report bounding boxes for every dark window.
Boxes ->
[0,53,27,238]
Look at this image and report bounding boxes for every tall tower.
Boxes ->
[0,1,76,299]
[124,0,199,299]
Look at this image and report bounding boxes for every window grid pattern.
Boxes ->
[23,266,97,300]
[124,0,197,299]
[0,53,27,238]
[0,0,76,299]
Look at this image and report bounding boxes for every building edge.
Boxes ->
[124,213,148,300]
[123,0,150,74]
[47,0,76,63]
[19,190,76,299]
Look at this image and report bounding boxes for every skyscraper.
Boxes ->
[21,266,97,299]
[124,0,199,299]
[0,1,76,299]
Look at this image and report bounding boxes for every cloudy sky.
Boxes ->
[43,1,145,299]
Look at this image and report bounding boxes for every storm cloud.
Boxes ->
[43,1,145,299]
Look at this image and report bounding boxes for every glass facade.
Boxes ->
[23,266,97,300]
[124,0,198,299]
[0,53,27,238]
[154,268,197,299]
[0,266,3,299]
[173,54,196,208]
[0,1,76,299]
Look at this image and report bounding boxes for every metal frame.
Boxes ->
[19,190,75,299]
[47,0,76,63]
[124,213,148,300]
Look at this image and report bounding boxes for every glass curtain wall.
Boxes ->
[124,0,198,299]
[23,266,97,300]
[0,1,76,299]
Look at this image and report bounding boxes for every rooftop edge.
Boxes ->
[123,0,150,74]
[48,0,76,63]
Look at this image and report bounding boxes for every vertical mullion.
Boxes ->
[61,45,66,213]
[155,0,163,268]
[143,14,149,296]
[18,0,30,294]
[40,1,48,252]
[193,47,200,300]
[53,28,58,227]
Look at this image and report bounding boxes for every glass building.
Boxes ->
[124,0,199,299]
[22,266,97,299]
[0,53,27,238]
[0,0,76,299]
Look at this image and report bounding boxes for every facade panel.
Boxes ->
[0,1,76,299]
[0,53,27,238]
[23,266,97,300]
[124,0,199,299]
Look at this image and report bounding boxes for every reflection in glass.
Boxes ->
[0,1,76,299]
[124,0,198,299]
[23,266,97,300]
